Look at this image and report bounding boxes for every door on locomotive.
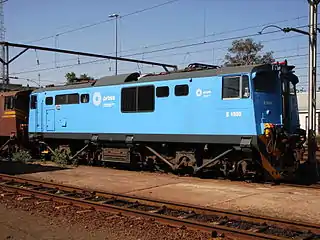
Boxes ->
[29,94,41,133]
[44,96,55,131]
[220,74,253,135]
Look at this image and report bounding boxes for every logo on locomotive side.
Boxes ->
[196,88,202,97]
[93,92,102,106]
[196,88,211,97]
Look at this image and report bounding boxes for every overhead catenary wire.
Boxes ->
[14,33,306,71]
[25,12,311,57]
[24,0,180,44]
[10,24,310,76]
[117,15,310,56]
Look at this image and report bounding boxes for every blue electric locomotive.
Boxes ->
[28,62,306,180]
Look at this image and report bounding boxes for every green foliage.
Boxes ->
[65,72,93,85]
[224,38,275,66]
[52,148,71,166]
[12,150,32,163]
[65,72,77,84]
[79,73,92,80]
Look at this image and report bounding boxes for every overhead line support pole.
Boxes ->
[307,0,319,179]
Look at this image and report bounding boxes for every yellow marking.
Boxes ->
[2,113,26,121]
[4,111,16,115]
[258,135,282,180]
[2,115,15,118]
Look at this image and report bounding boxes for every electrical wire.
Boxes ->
[117,15,309,56]
[13,32,306,72]
[9,22,311,76]
[25,0,180,44]
[121,25,309,58]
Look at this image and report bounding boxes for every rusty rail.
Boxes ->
[0,174,319,240]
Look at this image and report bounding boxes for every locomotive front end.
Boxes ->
[252,61,306,181]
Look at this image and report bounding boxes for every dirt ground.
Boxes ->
[0,191,214,240]
[1,161,320,225]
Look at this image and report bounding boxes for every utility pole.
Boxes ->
[307,0,319,178]
[109,13,119,76]
[0,0,5,87]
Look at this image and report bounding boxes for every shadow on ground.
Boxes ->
[0,160,68,175]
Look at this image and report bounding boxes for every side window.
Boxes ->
[121,87,136,112]
[222,76,240,99]
[138,85,155,111]
[30,95,37,109]
[55,95,67,105]
[55,93,79,105]
[242,75,250,98]
[4,96,15,110]
[45,97,53,105]
[81,94,89,103]
[175,84,189,96]
[68,94,79,104]
[156,86,169,98]
[121,85,155,113]
[289,82,295,95]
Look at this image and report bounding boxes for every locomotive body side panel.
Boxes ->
[29,73,257,145]
[26,63,307,181]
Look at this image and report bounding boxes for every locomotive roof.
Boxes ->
[33,63,267,93]
[0,89,33,96]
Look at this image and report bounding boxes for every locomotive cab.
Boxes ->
[252,61,301,135]
[251,61,306,180]
[0,90,32,156]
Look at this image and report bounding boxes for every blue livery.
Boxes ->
[29,66,296,139]
[27,62,306,181]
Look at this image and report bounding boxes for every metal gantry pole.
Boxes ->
[307,0,319,178]
[115,15,118,75]
[1,43,4,85]
[5,43,8,84]
[109,13,119,76]
[313,3,318,133]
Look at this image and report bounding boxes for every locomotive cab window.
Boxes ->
[55,93,79,105]
[45,97,53,105]
[81,94,89,103]
[175,84,189,96]
[156,86,169,98]
[30,95,37,109]
[222,75,250,99]
[4,96,15,110]
[253,71,277,92]
[121,85,155,113]
[242,75,250,98]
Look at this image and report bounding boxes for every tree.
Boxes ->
[224,38,275,66]
[79,74,93,80]
[65,72,93,84]
[65,72,77,84]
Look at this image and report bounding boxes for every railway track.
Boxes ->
[0,174,319,240]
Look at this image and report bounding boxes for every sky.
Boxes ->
[3,0,314,89]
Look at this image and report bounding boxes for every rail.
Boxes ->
[0,174,319,240]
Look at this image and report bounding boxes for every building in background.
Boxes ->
[297,92,320,135]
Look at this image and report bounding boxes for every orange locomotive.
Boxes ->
[0,90,33,158]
